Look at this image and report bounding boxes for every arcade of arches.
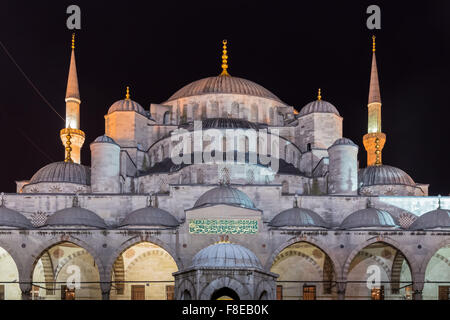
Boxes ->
[0,242,448,300]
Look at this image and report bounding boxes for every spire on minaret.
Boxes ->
[368,35,381,104]
[60,33,85,164]
[65,33,80,101]
[363,35,386,167]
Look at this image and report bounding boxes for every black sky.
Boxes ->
[0,0,449,195]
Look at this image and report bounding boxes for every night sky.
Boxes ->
[0,1,448,195]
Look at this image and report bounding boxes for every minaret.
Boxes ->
[363,35,386,166]
[60,33,85,164]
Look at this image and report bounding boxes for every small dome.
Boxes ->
[269,207,329,228]
[194,186,256,210]
[330,137,358,148]
[166,76,283,103]
[179,118,262,131]
[409,208,450,230]
[44,207,106,228]
[30,162,90,185]
[108,99,146,116]
[359,165,415,187]
[119,207,180,228]
[298,99,340,117]
[0,206,32,229]
[91,135,118,145]
[191,242,262,269]
[340,207,399,229]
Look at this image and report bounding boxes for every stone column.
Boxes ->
[413,282,424,300]
[101,281,111,300]
[20,282,32,300]
[336,282,346,300]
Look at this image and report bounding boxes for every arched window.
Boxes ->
[163,111,170,124]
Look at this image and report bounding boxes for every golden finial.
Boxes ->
[372,35,376,52]
[220,39,229,76]
[125,86,130,100]
[71,33,75,50]
[65,130,73,163]
[317,88,322,101]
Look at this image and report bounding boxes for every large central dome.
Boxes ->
[166,75,283,103]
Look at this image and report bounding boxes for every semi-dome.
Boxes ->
[191,242,262,269]
[194,186,256,210]
[108,98,146,116]
[29,162,90,186]
[298,99,340,117]
[0,206,33,229]
[330,137,358,147]
[119,207,180,228]
[44,207,106,228]
[92,135,118,145]
[340,207,399,229]
[409,208,450,230]
[358,165,415,187]
[166,76,283,103]
[269,207,329,228]
[180,118,261,131]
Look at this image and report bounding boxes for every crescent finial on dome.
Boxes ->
[220,39,230,76]
[64,129,73,163]
[125,86,130,100]
[318,88,322,101]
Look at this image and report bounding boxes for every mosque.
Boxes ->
[0,34,448,300]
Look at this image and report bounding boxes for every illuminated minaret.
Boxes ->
[60,33,85,164]
[363,35,385,166]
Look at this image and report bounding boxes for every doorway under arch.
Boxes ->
[110,241,178,300]
[211,287,240,300]
[0,246,20,300]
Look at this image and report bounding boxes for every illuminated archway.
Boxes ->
[211,287,239,300]
[423,245,450,300]
[345,242,413,300]
[0,246,21,300]
[32,242,101,300]
[110,242,178,300]
[270,242,337,300]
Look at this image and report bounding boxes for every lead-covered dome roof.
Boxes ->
[409,208,450,230]
[119,207,180,228]
[194,186,256,210]
[0,205,33,229]
[269,207,329,228]
[92,135,118,145]
[298,99,340,117]
[166,76,283,103]
[30,162,90,185]
[191,242,262,269]
[358,165,415,187]
[331,137,358,147]
[44,207,106,228]
[108,98,146,116]
[340,207,399,229]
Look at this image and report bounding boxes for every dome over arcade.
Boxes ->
[29,161,91,186]
[191,242,263,269]
[269,207,329,228]
[0,205,33,229]
[119,207,180,228]
[340,207,399,229]
[107,87,146,116]
[358,165,415,187]
[409,208,450,230]
[166,75,283,104]
[193,186,257,210]
[44,207,107,228]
